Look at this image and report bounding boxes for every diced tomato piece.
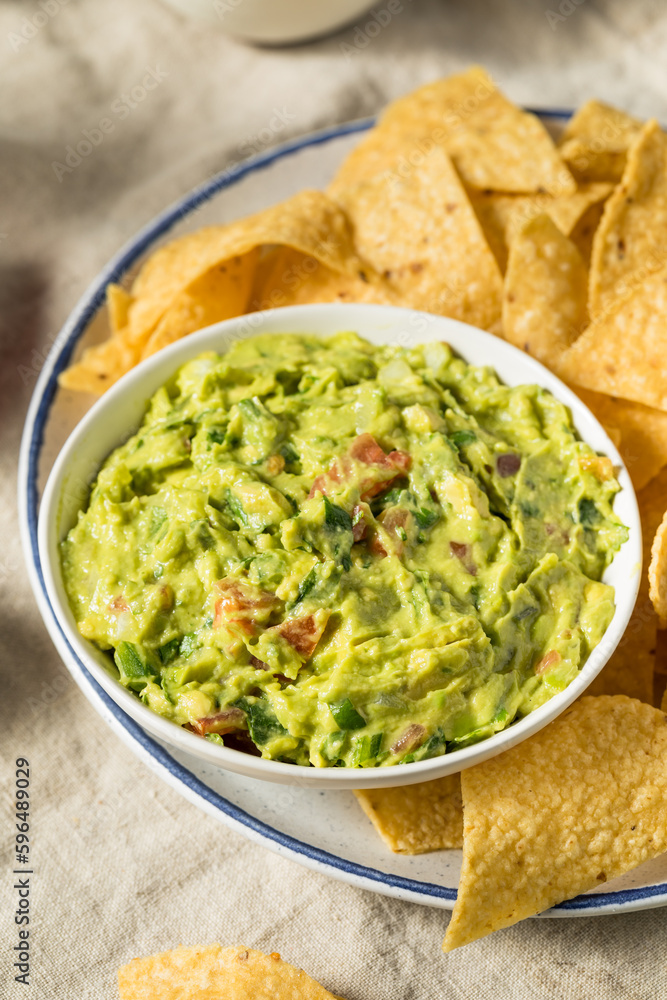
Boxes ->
[191,707,246,737]
[309,434,411,501]
[213,578,278,631]
[351,502,372,542]
[371,507,412,558]
[271,611,331,659]
[535,649,561,675]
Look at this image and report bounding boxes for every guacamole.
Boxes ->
[61,332,628,767]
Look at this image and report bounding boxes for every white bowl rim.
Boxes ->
[37,302,641,788]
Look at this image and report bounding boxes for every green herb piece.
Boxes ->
[324,496,352,531]
[578,498,601,525]
[414,507,440,530]
[225,489,248,526]
[158,638,180,664]
[179,633,198,658]
[329,698,366,730]
[449,429,477,448]
[279,441,300,464]
[519,501,540,519]
[238,397,263,419]
[494,708,509,724]
[294,567,317,605]
[235,697,287,745]
[208,428,226,445]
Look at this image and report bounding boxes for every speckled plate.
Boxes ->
[19,112,667,915]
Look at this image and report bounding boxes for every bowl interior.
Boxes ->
[38,303,641,787]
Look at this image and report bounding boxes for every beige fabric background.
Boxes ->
[3,1,667,996]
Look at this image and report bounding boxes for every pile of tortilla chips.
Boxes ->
[117,944,344,999]
[61,67,667,950]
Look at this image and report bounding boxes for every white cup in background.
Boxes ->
[161,0,378,45]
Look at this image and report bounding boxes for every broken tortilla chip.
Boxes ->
[117,944,343,1000]
[443,696,667,951]
[468,182,611,272]
[559,263,667,411]
[502,214,587,369]
[589,120,667,319]
[354,775,463,854]
[334,144,503,330]
[331,66,576,196]
[558,99,642,184]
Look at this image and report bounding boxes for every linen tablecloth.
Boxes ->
[2,1,667,995]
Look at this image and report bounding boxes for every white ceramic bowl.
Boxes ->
[161,0,377,45]
[38,303,641,788]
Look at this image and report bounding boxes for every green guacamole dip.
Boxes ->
[62,332,627,767]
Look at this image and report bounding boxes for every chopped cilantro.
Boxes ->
[330,698,366,730]
[324,496,352,531]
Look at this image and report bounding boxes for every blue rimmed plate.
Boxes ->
[19,112,667,915]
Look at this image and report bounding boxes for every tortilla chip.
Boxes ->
[331,67,575,197]
[139,252,258,360]
[117,944,342,1000]
[468,182,611,272]
[574,388,667,491]
[354,775,463,854]
[649,512,667,628]
[60,190,373,393]
[502,214,587,368]
[587,468,661,703]
[334,145,502,330]
[107,283,132,335]
[558,100,642,184]
[443,696,667,950]
[559,263,667,411]
[589,120,667,319]
[253,248,396,310]
[568,197,611,263]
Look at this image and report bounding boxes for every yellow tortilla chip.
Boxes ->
[140,252,258,360]
[574,388,667,491]
[502,214,587,368]
[334,145,503,330]
[61,190,372,393]
[559,100,642,184]
[117,944,342,1000]
[649,512,667,628]
[354,775,463,854]
[468,182,611,272]
[559,263,667,411]
[587,468,661,703]
[253,248,396,310]
[589,120,667,319]
[444,696,667,950]
[107,283,132,335]
[331,67,575,197]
